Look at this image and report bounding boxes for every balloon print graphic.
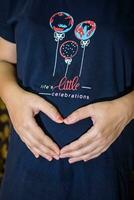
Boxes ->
[75,20,96,77]
[50,12,74,76]
[60,40,78,77]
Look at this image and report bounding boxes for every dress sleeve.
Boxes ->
[0,0,16,43]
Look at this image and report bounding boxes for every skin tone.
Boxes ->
[60,93,134,163]
[0,38,63,161]
[0,37,134,163]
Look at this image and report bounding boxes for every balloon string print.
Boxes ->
[75,20,96,77]
[60,40,78,77]
[50,12,74,77]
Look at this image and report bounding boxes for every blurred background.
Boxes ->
[0,99,10,184]
[0,98,134,199]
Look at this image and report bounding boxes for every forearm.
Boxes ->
[0,61,22,105]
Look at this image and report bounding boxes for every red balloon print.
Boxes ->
[75,20,96,77]
[50,12,74,77]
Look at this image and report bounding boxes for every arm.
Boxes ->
[0,37,18,103]
[114,90,134,121]
[0,37,63,161]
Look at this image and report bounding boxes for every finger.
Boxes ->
[64,104,93,124]
[84,153,102,162]
[27,145,39,158]
[60,139,100,158]
[20,127,58,159]
[60,126,96,154]
[68,147,106,164]
[41,134,60,155]
[25,136,53,161]
[38,98,64,123]
[20,136,40,158]
[38,144,59,160]
[28,117,60,155]
[20,117,60,158]
[60,139,84,155]
[31,146,53,161]
[25,132,58,158]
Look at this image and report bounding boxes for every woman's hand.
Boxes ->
[60,99,133,163]
[0,38,64,161]
[5,85,63,161]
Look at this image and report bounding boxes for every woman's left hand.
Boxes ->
[60,99,132,163]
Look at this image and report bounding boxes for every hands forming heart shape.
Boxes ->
[6,88,132,164]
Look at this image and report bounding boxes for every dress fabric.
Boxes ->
[0,0,134,199]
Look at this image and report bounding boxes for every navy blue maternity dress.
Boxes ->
[0,0,134,199]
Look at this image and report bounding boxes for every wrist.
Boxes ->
[113,93,134,122]
[1,81,25,107]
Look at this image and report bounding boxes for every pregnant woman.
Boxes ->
[0,0,134,199]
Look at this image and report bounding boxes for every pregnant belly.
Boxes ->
[35,112,93,148]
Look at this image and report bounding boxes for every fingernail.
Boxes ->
[53,155,59,160]
[56,115,64,122]
[48,157,53,161]
[60,154,68,158]
[68,159,73,164]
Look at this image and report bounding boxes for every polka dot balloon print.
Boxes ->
[60,40,78,59]
[60,40,78,77]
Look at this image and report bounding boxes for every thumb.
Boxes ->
[37,98,64,123]
[64,104,93,124]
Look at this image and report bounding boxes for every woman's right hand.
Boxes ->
[5,85,64,161]
[0,37,63,161]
